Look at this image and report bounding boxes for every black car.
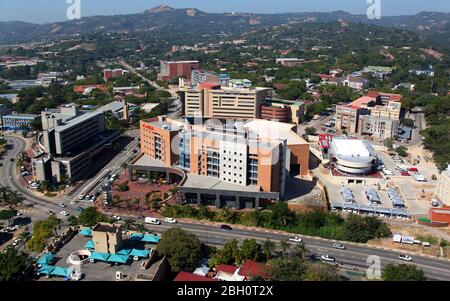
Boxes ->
[220,225,232,231]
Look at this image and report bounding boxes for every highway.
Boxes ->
[140,220,450,281]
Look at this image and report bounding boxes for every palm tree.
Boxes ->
[279,241,290,258]
[144,197,151,210]
[293,242,308,261]
[133,197,140,209]
[262,239,276,262]
[123,219,135,230]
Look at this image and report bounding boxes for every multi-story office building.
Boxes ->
[158,60,200,81]
[103,69,127,81]
[32,104,120,183]
[260,99,305,124]
[1,113,39,131]
[135,116,310,209]
[335,91,403,139]
[179,83,271,120]
[328,75,369,91]
[275,58,305,67]
[358,115,400,140]
[191,70,230,86]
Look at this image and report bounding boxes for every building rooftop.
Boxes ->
[174,271,217,282]
[330,137,377,162]
[92,223,121,233]
[132,154,171,168]
[182,174,260,192]
[244,119,307,146]
[53,111,103,133]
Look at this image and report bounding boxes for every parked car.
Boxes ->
[382,169,394,176]
[113,215,121,221]
[78,194,85,200]
[220,224,232,231]
[60,211,69,216]
[321,254,336,262]
[398,254,413,261]
[21,171,29,176]
[12,239,22,247]
[408,167,419,172]
[332,243,346,250]
[400,171,411,176]
[47,210,53,215]
[59,203,66,208]
[164,218,177,224]
[76,207,84,212]
[288,236,303,243]
[431,199,440,207]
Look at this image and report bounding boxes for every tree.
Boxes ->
[262,239,276,262]
[0,247,35,281]
[395,146,408,157]
[26,215,60,252]
[279,241,290,258]
[269,257,307,281]
[240,239,261,262]
[383,264,426,281]
[305,127,318,136]
[383,138,394,151]
[209,239,241,267]
[401,118,415,128]
[303,262,340,281]
[0,209,18,226]
[76,207,108,227]
[123,219,135,230]
[292,242,308,261]
[157,228,202,273]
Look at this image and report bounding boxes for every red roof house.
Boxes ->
[239,260,270,280]
[174,271,218,282]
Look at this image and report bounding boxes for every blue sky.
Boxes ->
[1,0,449,24]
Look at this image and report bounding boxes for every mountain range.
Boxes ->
[0,5,449,45]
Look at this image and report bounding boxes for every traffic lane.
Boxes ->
[141,221,450,272]
[140,222,450,280]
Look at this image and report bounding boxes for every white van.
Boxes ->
[145,217,161,225]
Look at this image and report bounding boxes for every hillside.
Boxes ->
[0,6,448,45]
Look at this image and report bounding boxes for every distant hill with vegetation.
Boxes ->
[0,6,449,45]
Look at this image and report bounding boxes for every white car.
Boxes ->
[383,169,394,176]
[113,215,121,221]
[145,217,161,225]
[332,243,346,250]
[288,236,303,243]
[12,239,22,247]
[60,211,69,216]
[321,254,336,262]
[59,203,67,208]
[398,254,413,262]
[164,218,177,224]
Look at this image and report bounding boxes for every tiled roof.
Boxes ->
[174,271,217,282]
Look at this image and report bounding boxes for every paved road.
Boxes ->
[118,60,181,119]
[1,134,138,223]
[137,220,450,281]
